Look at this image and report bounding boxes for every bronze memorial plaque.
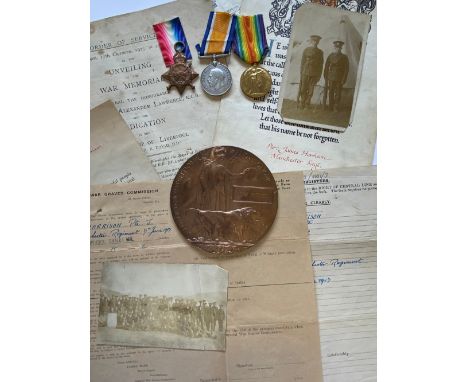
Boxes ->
[170,146,278,255]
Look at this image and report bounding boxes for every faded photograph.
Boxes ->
[97,263,228,351]
[278,3,371,132]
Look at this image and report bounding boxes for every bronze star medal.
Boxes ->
[162,42,199,95]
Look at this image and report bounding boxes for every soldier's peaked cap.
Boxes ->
[333,40,345,47]
[310,35,322,41]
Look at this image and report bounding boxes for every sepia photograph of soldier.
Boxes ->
[323,40,349,112]
[297,35,324,109]
[278,3,370,132]
[96,263,228,351]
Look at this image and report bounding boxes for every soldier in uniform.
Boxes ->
[188,300,198,336]
[167,297,176,331]
[171,298,182,333]
[323,40,349,112]
[180,299,192,337]
[159,296,170,331]
[195,301,204,335]
[297,35,324,110]
[109,295,116,313]
[202,300,211,335]
[216,304,225,332]
[98,295,108,327]
[209,303,218,334]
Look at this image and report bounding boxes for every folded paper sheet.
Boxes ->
[304,166,376,382]
[91,101,160,184]
[90,172,323,382]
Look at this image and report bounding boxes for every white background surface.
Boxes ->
[4,1,467,382]
[91,0,174,21]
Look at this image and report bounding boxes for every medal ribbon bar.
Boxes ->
[233,14,269,64]
[153,17,192,67]
[196,12,236,57]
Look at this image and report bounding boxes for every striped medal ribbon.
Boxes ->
[153,17,192,67]
[153,18,198,94]
[233,14,272,99]
[196,11,236,57]
[196,12,236,96]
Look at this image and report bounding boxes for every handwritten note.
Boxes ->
[91,101,160,185]
[305,166,376,382]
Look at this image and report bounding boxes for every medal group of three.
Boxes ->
[154,12,272,99]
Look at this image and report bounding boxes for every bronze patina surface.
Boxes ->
[162,46,199,95]
[170,146,278,255]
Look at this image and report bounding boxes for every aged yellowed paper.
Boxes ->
[90,0,220,179]
[213,0,377,172]
[91,172,323,382]
[91,101,159,185]
[304,166,376,382]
